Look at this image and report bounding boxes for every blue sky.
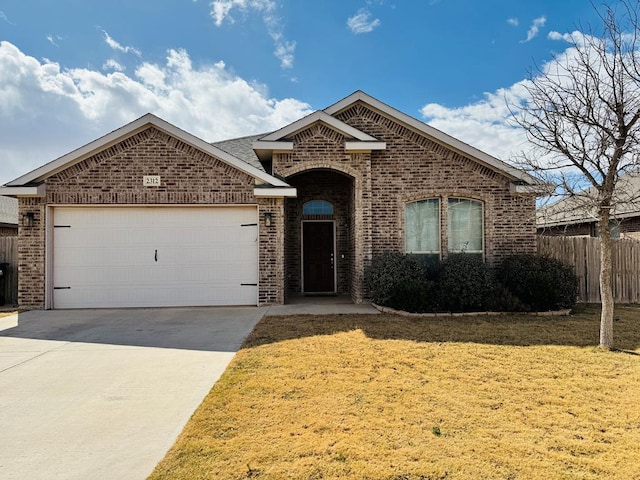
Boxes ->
[0,0,604,185]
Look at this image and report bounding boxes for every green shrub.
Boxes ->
[486,283,527,312]
[364,253,434,312]
[497,254,578,311]
[386,278,437,313]
[365,252,577,313]
[434,254,494,312]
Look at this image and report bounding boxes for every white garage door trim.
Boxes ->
[49,205,259,309]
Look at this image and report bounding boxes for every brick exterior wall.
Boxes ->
[17,126,279,309]
[18,198,46,308]
[258,197,285,304]
[335,103,536,265]
[621,217,640,239]
[46,128,255,205]
[0,226,17,236]
[273,102,536,303]
[538,223,593,237]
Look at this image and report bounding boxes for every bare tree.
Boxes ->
[511,0,640,349]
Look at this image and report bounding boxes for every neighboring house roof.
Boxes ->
[0,114,294,198]
[537,172,640,228]
[0,195,18,227]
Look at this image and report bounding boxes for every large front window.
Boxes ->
[448,198,483,253]
[405,197,484,256]
[405,199,440,254]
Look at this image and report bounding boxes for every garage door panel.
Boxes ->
[52,207,259,308]
[54,284,257,309]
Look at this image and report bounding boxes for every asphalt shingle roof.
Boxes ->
[537,172,640,227]
[212,133,270,172]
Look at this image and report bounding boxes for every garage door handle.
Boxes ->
[155,249,158,262]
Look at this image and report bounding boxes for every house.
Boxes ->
[0,91,542,309]
[537,172,640,239]
[0,196,18,236]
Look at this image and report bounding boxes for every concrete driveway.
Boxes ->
[0,307,265,480]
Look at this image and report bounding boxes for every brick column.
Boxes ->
[257,197,285,305]
[18,198,46,309]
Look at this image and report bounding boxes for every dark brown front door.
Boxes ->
[302,221,335,293]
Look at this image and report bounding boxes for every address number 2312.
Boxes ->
[143,175,161,187]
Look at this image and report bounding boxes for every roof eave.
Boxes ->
[510,182,551,196]
[253,187,297,198]
[0,185,46,197]
[260,111,378,142]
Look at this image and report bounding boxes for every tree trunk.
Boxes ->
[599,226,614,350]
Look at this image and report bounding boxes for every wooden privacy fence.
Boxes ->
[537,236,640,304]
[0,237,18,306]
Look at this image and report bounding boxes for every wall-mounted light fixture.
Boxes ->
[22,212,35,228]
[264,212,273,227]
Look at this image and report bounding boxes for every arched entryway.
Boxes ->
[284,169,355,299]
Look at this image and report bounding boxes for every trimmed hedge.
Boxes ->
[364,252,578,313]
[434,254,494,312]
[497,254,578,311]
[363,253,434,312]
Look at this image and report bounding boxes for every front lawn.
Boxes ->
[149,305,640,480]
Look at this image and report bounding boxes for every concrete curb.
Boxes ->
[371,303,572,318]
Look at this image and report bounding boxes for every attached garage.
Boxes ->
[51,206,259,309]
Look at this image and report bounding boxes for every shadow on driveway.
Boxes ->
[0,307,266,352]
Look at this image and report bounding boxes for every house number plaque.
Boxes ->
[143,175,161,187]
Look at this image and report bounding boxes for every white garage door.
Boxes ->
[52,206,259,309]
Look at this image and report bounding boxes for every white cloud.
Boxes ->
[0,11,14,25]
[46,35,64,47]
[419,27,632,168]
[100,29,142,57]
[507,18,519,27]
[420,83,531,163]
[522,16,546,42]
[548,30,592,47]
[103,59,125,72]
[547,31,567,41]
[272,34,296,69]
[347,9,381,34]
[0,41,312,185]
[210,0,296,69]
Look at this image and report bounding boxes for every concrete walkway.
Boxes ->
[265,295,380,316]
[0,307,265,480]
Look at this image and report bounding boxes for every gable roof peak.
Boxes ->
[325,90,542,187]
[259,110,377,142]
[3,112,291,190]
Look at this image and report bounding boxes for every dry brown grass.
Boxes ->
[0,310,18,318]
[150,305,640,480]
